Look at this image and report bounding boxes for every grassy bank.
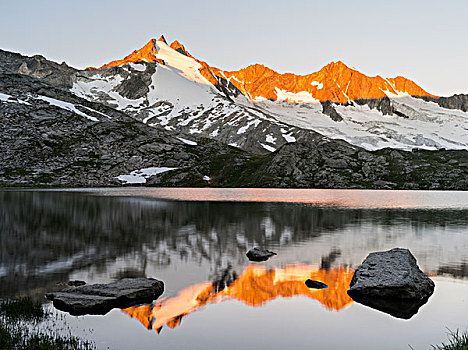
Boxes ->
[0,298,96,350]
[432,330,468,350]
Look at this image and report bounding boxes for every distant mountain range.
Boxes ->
[0,34,467,189]
[78,35,468,152]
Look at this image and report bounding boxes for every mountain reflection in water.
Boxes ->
[123,265,354,333]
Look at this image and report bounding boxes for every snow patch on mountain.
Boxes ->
[116,167,178,184]
[261,143,276,152]
[154,39,212,86]
[0,92,13,102]
[275,88,320,104]
[71,74,145,110]
[35,95,99,122]
[129,63,146,72]
[0,92,30,105]
[177,137,197,146]
[311,81,323,90]
[152,65,215,109]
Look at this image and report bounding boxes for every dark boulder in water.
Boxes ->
[305,279,328,289]
[246,247,277,262]
[46,278,164,316]
[67,280,86,287]
[347,248,435,319]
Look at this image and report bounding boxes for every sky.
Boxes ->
[0,0,467,96]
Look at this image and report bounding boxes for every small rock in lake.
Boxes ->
[305,279,328,289]
[246,247,277,262]
[67,280,86,287]
[46,278,164,316]
[347,248,435,319]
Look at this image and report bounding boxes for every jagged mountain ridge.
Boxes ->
[72,35,468,152]
[1,48,467,189]
[90,36,435,104]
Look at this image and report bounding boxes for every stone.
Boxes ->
[321,101,343,122]
[347,248,434,319]
[46,278,164,316]
[305,279,328,289]
[67,280,86,287]
[246,247,277,262]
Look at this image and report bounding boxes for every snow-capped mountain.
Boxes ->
[1,44,467,189]
[73,35,468,152]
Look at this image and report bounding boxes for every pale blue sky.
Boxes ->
[1,0,467,96]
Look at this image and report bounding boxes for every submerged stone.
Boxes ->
[46,278,164,316]
[305,279,328,289]
[347,248,435,319]
[246,247,277,262]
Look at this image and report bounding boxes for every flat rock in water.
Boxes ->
[46,278,164,316]
[347,248,435,319]
[246,247,277,262]
[305,279,328,289]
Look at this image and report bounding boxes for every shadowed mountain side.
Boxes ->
[416,94,468,112]
[122,265,355,333]
[152,135,468,190]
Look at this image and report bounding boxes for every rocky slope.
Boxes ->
[1,69,467,189]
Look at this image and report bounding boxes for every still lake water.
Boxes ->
[1,188,468,349]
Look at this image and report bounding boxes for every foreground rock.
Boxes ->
[305,279,328,289]
[347,248,434,319]
[246,248,277,262]
[46,278,164,316]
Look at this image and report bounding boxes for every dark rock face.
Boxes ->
[67,280,86,287]
[46,278,164,316]
[355,97,394,115]
[305,279,328,289]
[246,248,277,262]
[347,248,435,319]
[321,101,343,121]
[418,94,468,112]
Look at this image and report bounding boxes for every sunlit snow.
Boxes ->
[275,87,320,104]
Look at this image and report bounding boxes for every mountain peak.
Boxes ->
[158,35,168,44]
[170,40,190,57]
[89,35,436,102]
[91,37,162,69]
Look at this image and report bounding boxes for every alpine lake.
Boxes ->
[1,188,468,350]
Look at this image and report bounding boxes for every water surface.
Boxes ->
[1,188,467,349]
